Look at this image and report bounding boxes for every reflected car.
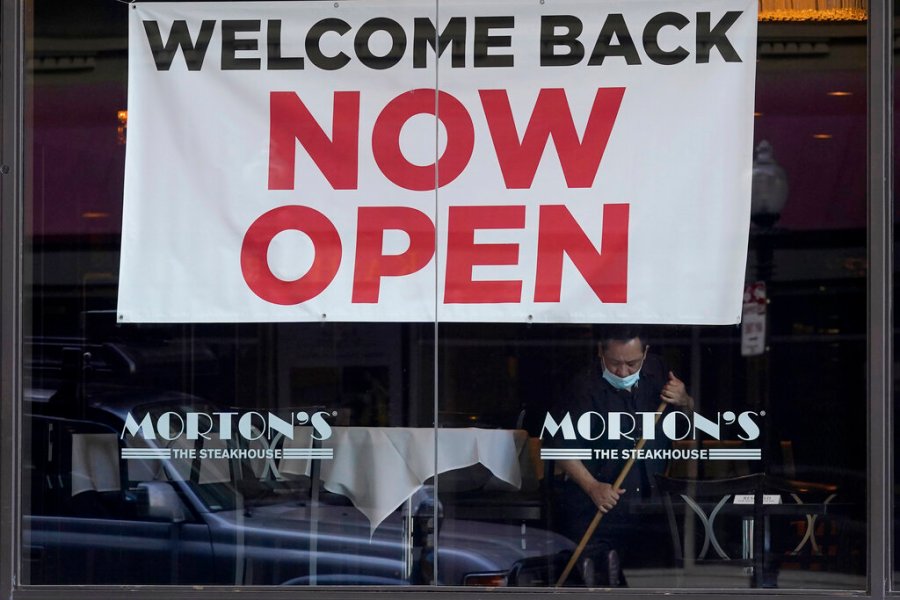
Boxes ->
[23,384,574,586]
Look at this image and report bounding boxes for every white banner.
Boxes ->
[119,0,757,323]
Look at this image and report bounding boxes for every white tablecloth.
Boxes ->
[283,427,523,531]
[71,433,121,496]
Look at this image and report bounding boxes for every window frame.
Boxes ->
[0,0,892,597]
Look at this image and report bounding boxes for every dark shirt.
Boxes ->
[553,354,673,498]
[550,355,681,566]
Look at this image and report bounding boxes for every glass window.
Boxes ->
[893,0,900,587]
[431,5,868,590]
[20,0,869,591]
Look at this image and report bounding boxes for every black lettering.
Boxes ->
[540,15,584,67]
[643,12,689,65]
[267,20,304,70]
[696,11,742,63]
[143,20,215,71]
[306,18,351,70]
[222,20,261,70]
[413,17,466,68]
[355,17,406,70]
[587,13,641,66]
[474,16,514,68]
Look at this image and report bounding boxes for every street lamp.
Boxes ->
[745,139,789,587]
[750,140,789,230]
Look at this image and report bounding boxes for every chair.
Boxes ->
[654,473,798,587]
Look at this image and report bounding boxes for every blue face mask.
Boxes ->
[602,368,641,390]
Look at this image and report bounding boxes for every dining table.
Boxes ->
[280,426,528,532]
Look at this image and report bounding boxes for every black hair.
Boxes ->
[596,324,645,350]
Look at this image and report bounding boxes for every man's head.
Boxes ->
[597,325,647,378]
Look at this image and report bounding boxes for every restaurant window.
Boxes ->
[892,0,900,588]
[15,0,872,593]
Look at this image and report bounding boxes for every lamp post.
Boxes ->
[743,140,788,361]
[746,139,788,358]
[746,140,788,586]
[747,138,788,420]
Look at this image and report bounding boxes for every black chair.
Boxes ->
[654,473,799,587]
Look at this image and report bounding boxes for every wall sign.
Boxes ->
[119,0,757,323]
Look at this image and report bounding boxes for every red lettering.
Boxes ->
[352,207,436,303]
[268,91,359,190]
[372,89,474,191]
[241,206,342,304]
[534,204,629,303]
[444,205,525,304]
[479,88,625,189]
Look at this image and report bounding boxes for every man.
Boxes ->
[553,325,693,586]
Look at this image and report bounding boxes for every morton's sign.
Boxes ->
[118,0,757,323]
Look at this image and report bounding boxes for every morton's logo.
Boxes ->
[119,410,334,462]
[539,410,764,462]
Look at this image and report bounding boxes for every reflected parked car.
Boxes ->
[23,380,574,586]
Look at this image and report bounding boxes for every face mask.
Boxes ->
[602,368,641,390]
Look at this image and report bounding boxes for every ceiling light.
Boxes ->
[812,134,833,140]
[117,110,128,145]
[758,0,867,22]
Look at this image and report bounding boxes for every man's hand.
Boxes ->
[661,371,694,409]
[585,480,626,514]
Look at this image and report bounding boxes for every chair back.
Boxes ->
[654,473,794,567]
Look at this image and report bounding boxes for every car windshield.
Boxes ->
[128,403,317,513]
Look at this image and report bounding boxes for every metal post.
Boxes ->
[868,0,892,596]
[0,0,23,592]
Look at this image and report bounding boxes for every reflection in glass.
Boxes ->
[434,16,867,591]
[21,0,868,590]
[22,0,444,587]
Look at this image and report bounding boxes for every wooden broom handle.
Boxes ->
[555,400,669,587]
